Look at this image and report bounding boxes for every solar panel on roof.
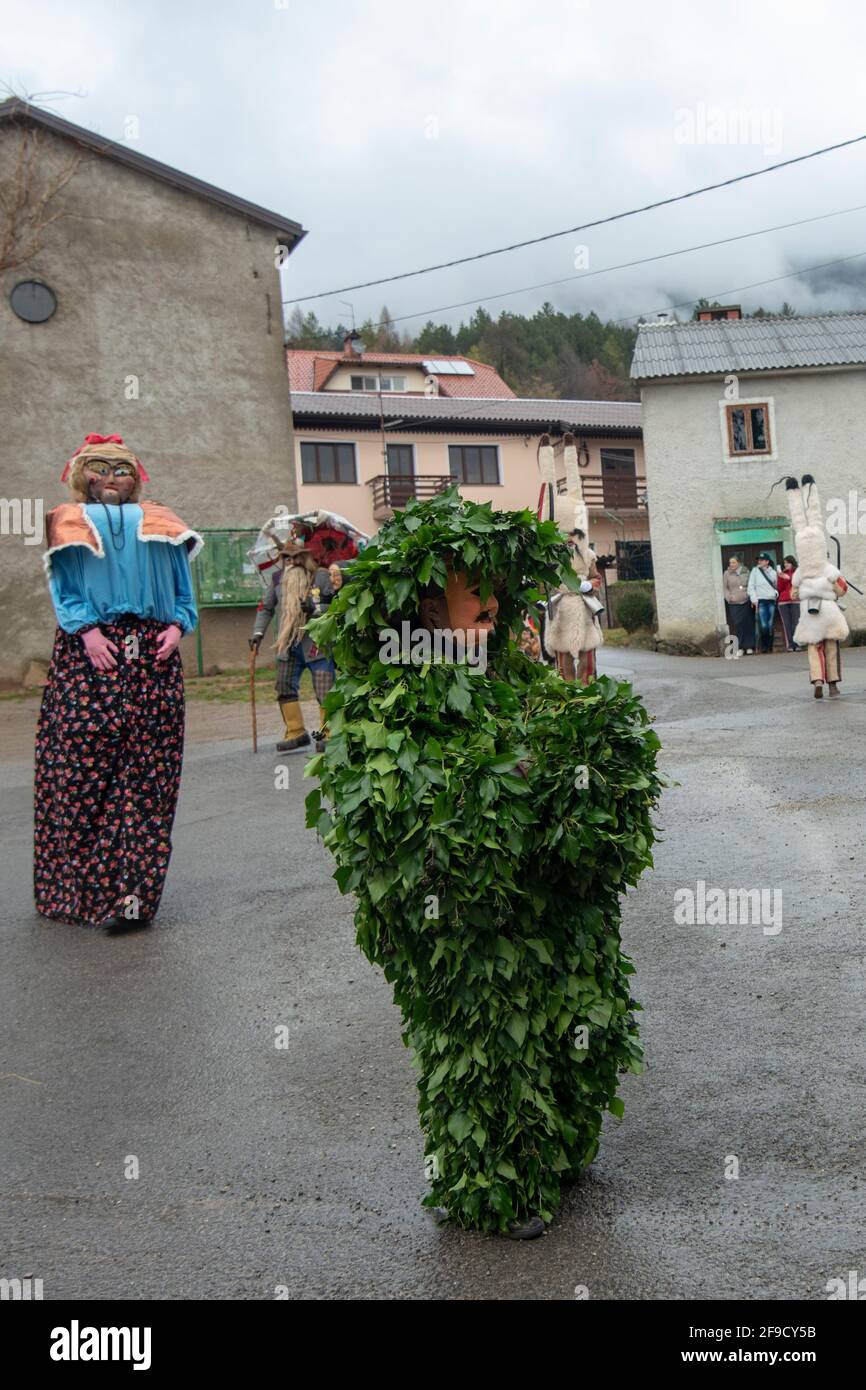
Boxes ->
[422,359,475,375]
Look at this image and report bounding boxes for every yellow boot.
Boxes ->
[277,700,311,752]
[314,706,329,753]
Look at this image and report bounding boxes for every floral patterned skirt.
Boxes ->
[34,617,186,927]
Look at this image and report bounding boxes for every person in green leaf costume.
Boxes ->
[305,489,661,1237]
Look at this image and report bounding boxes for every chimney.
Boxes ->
[343,330,365,356]
[697,304,742,322]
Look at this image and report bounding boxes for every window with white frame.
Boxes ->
[350,374,407,392]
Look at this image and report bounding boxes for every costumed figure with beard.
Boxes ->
[35,433,202,929]
[538,433,604,684]
[249,537,335,752]
[786,474,849,698]
[305,489,661,1238]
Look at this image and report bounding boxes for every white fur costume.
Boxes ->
[539,433,603,668]
[786,475,849,645]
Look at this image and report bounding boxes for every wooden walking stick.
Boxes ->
[249,642,258,753]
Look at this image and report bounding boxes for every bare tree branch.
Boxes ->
[0,123,83,273]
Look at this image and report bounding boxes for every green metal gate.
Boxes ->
[191,528,262,676]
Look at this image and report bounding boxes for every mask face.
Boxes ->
[84,459,138,505]
[443,570,499,636]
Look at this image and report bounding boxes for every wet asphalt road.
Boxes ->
[1,647,865,1301]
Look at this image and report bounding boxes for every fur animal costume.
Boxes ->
[786,474,848,696]
[538,433,603,683]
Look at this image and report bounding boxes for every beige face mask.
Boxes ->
[69,446,143,504]
[82,459,139,505]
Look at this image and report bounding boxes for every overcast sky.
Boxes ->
[5,0,866,332]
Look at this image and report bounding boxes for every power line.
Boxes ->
[371,202,866,329]
[612,248,866,326]
[283,131,866,305]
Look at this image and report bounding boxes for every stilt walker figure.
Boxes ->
[538,432,604,683]
[35,434,202,928]
[786,474,849,699]
[249,539,335,752]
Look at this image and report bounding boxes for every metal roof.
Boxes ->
[0,98,306,250]
[631,311,866,380]
[290,391,641,434]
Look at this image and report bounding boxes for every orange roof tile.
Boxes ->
[286,349,515,398]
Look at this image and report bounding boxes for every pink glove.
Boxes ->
[81,627,118,672]
[155,623,183,662]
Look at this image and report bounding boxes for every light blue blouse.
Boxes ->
[48,504,198,635]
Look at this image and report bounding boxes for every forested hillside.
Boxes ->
[285,299,799,401]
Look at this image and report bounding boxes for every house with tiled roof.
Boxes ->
[631,305,866,650]
[288,333,650,579]
[287,335,515,398]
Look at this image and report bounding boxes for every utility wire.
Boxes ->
[283,131,866,304]
[612,248,866,326]
[369,202,866,329]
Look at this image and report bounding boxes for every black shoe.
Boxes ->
[105,915,153,934]
[276,732,312,752]
[507,1216,545,1240]
[813,684,823,699]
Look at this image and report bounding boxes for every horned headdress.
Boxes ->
[785,474,829,578]
[537,432,588,537]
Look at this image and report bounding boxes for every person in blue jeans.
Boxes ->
[747,552,779,654]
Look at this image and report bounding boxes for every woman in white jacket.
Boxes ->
[747,553,779,654]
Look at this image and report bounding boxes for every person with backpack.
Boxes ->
[747,553,779,654]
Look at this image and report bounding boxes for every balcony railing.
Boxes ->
[557,475,647,510]
[369,473,453,516]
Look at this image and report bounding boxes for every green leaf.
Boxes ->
[379,681,407,710]
[587,999,613,1027]
[526,938,554,965]
[445,681,472,715]
[608,1096,625,1119]
[447,1111,473,1144]
[367,874,392,905]
[505,1013,528,1047]
[358,720,388,749]
[367,751,396,775]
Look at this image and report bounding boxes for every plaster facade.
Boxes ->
[294,424,649,574]
[0,120,299,683]
[640,368,866,647]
